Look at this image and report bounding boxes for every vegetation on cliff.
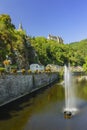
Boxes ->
[0,14,39,69]
[0,14,87,69]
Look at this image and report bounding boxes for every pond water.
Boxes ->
[0,76,87,130]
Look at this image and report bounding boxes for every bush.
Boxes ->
[28,69,32,74]
[21,69,26,74]
[0,67,5,75]
[11,69,17,74]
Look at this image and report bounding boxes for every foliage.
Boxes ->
[0,14,87,68]
[30,37,69,65]
[83,57,87,72]
[69,39,87,66]
[0,67,5,72]
[0,14,39,69]
[29,36,87,66]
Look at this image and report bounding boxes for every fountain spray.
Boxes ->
[64,64,77,118]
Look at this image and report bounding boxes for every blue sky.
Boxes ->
[0,0,87,43]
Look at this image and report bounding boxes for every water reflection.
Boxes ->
[0,84,64,130]
[0,78,87,130]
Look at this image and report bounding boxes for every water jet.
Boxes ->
[64,64,77,118]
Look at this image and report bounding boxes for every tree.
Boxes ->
[0,14,16,63]
[83,56,87,72]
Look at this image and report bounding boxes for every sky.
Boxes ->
[0,0,87,43]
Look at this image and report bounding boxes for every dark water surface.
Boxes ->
[0,77,87,130]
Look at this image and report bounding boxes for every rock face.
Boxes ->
[0,73,58,106]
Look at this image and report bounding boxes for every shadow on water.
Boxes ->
[0,96,32,120]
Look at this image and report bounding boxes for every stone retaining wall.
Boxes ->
[0,73,58,106]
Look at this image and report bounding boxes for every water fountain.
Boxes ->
[64,64,77,118]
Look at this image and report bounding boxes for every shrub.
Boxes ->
[21,69,26,74]
[28,69,32,74]
[0,67,5,75]
[11,69,17,74]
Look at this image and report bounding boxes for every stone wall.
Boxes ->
[0,73,58,106]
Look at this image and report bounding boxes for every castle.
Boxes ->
[47,34,63,44]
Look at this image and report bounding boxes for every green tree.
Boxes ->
[0,14,16,63]
[83,56,87,72]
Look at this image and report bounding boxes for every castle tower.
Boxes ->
[18,23,23,31]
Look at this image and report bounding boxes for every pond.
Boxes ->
[0,76,87,130]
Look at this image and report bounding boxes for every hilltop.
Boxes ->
[0,14,87,68]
